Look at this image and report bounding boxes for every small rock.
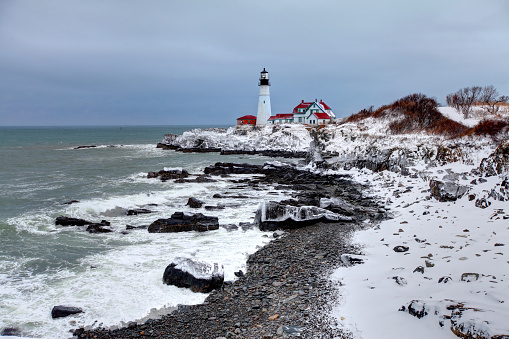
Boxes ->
[393,246,409,253]
[269,314,280,321]
[186,197,204,208]
[461,272,479,282]
[392,276,407,286]
[438,276,452,283]
[413,266,425,274]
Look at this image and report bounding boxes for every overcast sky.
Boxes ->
[0,0,508,126]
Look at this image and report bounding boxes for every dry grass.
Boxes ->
[466,119,509,138]
[344,94,470,137]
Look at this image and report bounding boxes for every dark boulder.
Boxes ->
[163,257,224,293]
[0,327,22,336]
[204,162,263,176]
[147,169,189,181]
[186,197,204,208]
[86,220,113,234]
[148,212,219,233]
[55,216,92,226]
[194,175,216,183]
[156,143,178,150]
[127,208,152,215]
[254,201,353,232]
[51,305,84,319]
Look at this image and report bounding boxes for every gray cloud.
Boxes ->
[0,0,508,125]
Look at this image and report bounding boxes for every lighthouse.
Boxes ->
[256,68,271,125]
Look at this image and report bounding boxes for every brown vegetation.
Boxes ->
[344,93,470,137]
[466,119,509,138]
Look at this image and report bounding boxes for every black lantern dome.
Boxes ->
[259,68,270,86]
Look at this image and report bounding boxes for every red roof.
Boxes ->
[237,115,257,120]
[293,100,314,113]
[313,112,331,119]
[293,100,332,113]
[319,100,331,110]
[268,113,294,121]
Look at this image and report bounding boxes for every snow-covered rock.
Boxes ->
[254,201,353,231]
[165,125,313,153]
[429,179,469,202]
[162,257,224,293]
[478,139,509,177]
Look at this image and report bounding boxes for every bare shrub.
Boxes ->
[467,119,509,139]
[447,85,508,118]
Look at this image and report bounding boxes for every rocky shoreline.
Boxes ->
[74,221,365,339]
[73,162,382,339]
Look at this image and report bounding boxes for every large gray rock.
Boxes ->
[148,212,219,233]
[429,179,469,202]
[51,305,83,319]
[254,201,353,231]
[163,257,224,293]
[478,140,509,177]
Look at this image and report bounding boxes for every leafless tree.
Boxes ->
[480,85,509,114]
[446,85,507,118]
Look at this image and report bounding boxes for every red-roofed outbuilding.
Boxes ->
[236,115,257,125]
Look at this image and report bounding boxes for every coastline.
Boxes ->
[73,160,382,339]
[74,221,362,339]
[75,115,509,338]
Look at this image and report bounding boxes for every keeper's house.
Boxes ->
[268,99,336,125]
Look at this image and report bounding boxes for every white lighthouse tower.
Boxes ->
[256,68,271,125]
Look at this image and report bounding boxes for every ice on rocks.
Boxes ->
[255,201,353,224]
[166,125,313,153]
[171,257,224,281]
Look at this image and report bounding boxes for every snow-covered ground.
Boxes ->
[165,124,312,152]
[438,106,480,127]
[165,106,508,338]
[323,107,509,338]
[330,164,508,338]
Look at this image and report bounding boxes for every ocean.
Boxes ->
[0,126,294,338]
